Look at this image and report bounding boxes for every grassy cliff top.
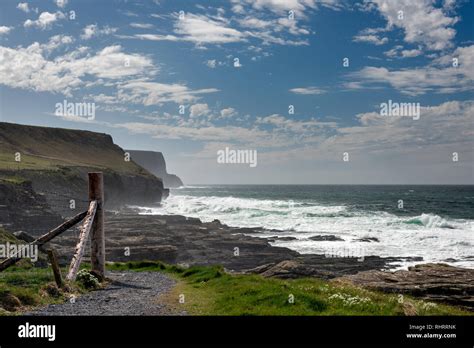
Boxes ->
[0,122,148,175]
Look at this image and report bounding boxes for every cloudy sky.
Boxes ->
[0,0,473,184]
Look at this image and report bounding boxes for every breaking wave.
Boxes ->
[134,193,474,269]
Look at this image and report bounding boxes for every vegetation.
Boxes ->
[0,228,95,315]
[0,124,148,175]
[0,175,28,185]
[108,261,471,316]
[0,227,21,244]
[76,269,100,290]
[0,255,469,315]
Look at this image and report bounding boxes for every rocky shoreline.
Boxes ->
[41,210,473,310]
[47,211,409,274]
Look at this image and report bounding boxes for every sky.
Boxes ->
[0,0,473,184]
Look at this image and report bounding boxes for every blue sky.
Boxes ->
[0,0,473,184]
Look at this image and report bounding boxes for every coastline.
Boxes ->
[46,210,474,309]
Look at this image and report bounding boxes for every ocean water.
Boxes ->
[136,185,474,269]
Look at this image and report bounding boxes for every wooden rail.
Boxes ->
[0,210,88,272]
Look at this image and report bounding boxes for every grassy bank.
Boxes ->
[1,259,469,315]
[0,265,71,315]
[0,228,97,316]
[108,261,470,316]
[0,262,103,315]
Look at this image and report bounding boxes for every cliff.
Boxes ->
[0,122,165,235]
[127,150,183,188]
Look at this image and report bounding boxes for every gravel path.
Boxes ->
[28,271,183,316]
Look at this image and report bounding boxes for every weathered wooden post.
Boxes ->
[66,200,97,281]
[47,249,63,288]
[89,172,105,281]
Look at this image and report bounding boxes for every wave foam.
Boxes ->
[135,194,474,269]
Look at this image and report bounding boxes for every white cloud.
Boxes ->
[0,43,154,96]
[130,23,154,29]
[365,0,458,51]
[190,103,210,117]
[123,5,315,48]
[24,11,65,30]
[348,45,474,95]
[337,100,473,154]
[81,24,117,40]
[238,17,272,29]
[17,2,30,12]
[290,86,326,95]
[116,80,218,106]
[220,107,237,118]
[120,33,180,42]
[117,121,270,144]
[384,45,422,58]
[236,0,343,14]
[353,34,388,45]
[41,34,74,52]
[206,59,217,68]
[0,26,12,35]
[55,0,68,8]
[174,13,246,45]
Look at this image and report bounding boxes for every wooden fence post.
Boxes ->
[89,172,105,281]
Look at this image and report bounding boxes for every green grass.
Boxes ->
[0,264,99,315]
[0,265,65,314]
[0,227,21,244]
[0,176,28,185]
[108,261,471,316]
[0,152,62,171]
[0,254,95,315]
[0,144,148,175]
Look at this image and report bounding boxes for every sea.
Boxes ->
[135,185,474,270]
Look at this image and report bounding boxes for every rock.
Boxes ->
[334,263,474,310]
[47,213,300,271]
[309,235,344,241]
[0,179,64,237]
[354,237,379,243]
[252,260,312,278]
[274,236,297,241]
[245,254,401,280]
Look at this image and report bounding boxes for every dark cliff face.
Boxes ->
[0,123,165,231]
[127,150,184,188]
[0,179,64,237]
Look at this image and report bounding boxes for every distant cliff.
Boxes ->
[0,122,165,235]
[127,150,183,188]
